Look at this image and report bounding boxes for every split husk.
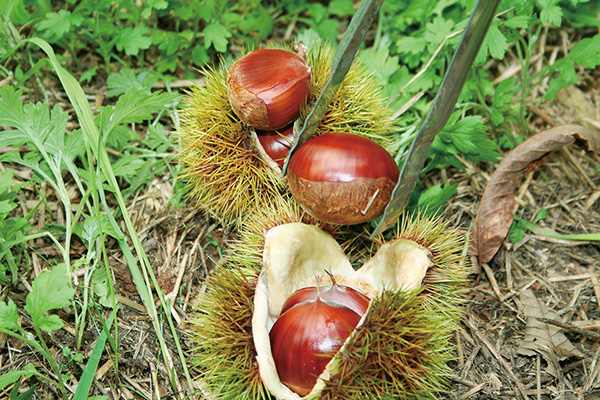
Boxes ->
[176,41,395,227]
[188,213,469,399]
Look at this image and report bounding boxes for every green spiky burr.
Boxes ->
[175,42,395,227]
[188,212,469,399]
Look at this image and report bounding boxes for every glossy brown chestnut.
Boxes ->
[288,132,400,225]
[227,49,311,131]
[256,124,295,167]
[280,279,370,317]
[269,297,361,396]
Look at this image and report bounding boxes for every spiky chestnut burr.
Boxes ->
[176,42,395,227]
[189,213,469,399]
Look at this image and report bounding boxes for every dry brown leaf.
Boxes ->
[517,289,583,378]
[472,124,600,264]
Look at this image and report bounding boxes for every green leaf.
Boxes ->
[37,10,83,42]
[0,85,82,172]
[24,263,75,333]
[481,22,508,60]
[424,16,456,51]
[409,183,458,216]
[1,0,31,24]
[10,381,37,400]
[141,0,168,19]
[203,22,231,53]
[540,6,562,26]
[0,199,16,215]
[357,47,400,85]
[508,219,527,243]
[0,86,34,145]
[106,69,159,97]
[503,15,531,30]
[73,215,100,249]
[0,168,15,198]
[144,123,171,152]
[490,78,518,126]
[534,208,548,223]
[240,8,273,40]
[538,0,562,26]
[560,34,600,70]
[116,26,152,56]
[544,34,600,100]
[313,18,341,44]
[191,45,210,67]
[307,3,329,22]
[103,89,178,136]
[329,0,354,17]
[72,314,114,400]
[427,115,500,171]
[110,154,146,178]
[395,36,428,57]
[79,66,99,84]
[0,298,19,331]
[0,364,36,391]
[91,269,113,308]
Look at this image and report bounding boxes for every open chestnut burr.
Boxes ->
[287,132,400,225]
[253,223,435,399]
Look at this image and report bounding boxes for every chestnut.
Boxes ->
[269,296,361,396]
[256,124,295,167]
[227,49,311,131]
[287,132,400,225]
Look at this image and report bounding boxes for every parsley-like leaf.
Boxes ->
[538,0,563,26]
[544,34,600,100]
[424,16,456,52]
[357,47,400,85]
[479,21,508,62]
[427,116,500,171]
[490,78,518,126]
[203,22,231,53]
[141,0,168,19]
[37,10,83,42]
[101,88,178,137]
[0,298,19,331]
[24,263,75,333]
[116,26,152,56]
[106,69,159,97]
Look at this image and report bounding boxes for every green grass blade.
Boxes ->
[522,220,600,242]
[22,38,192,392]
[72,313,114,400]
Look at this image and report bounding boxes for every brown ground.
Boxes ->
[1,26,600,400]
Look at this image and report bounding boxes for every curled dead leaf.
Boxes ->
[472,124,600,264]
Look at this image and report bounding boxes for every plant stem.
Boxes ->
[32,325,68,399]
[517,35,531,136]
